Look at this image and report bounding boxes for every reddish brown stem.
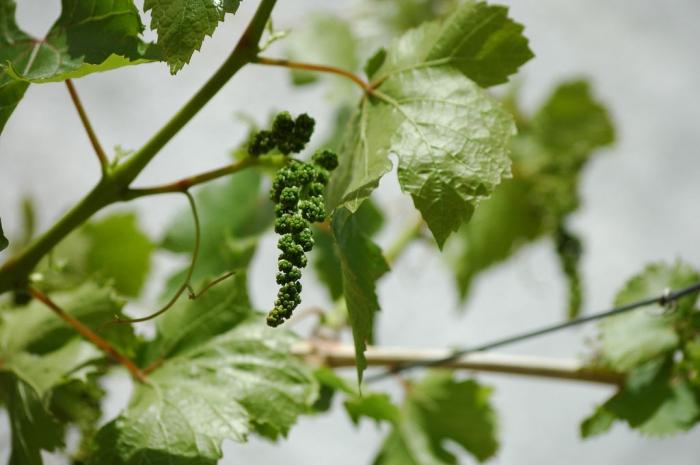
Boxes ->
[65,79,109,172]
[124,157,255,199]
[254,56,374,93]
[28,287,146,382]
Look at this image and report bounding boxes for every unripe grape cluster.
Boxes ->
[248,112,316,157]
[267,148,339,327]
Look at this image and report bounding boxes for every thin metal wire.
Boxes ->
[365,281,700,383]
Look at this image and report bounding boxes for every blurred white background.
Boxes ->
[1,0,699,463]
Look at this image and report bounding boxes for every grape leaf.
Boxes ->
[161,170,273,297]
[0,0,158,134]
[286,13,358,88]
[49,375,106,463]
[532,80,615,161]
[372,0,459,35]
[143,272,252,363]
[0,282,135,356]
[1,377,64,465]
[374,372,498,464]
[582,357,700,438]
[88,318,317,465]
[583,262,700,438]
[0,339,102,465]
[332,208,389,382]
[144,0,241,73]
[327,1,529,246]
[312,199,384,301]
[36,212,154,297]
[81,213,154,297]
[513,80,615,221]
[445,79,614,310]
[371,1,533,87]
[0,218,8,251]
[309,367,351,413]
[444,179,544,299]
[365,48,387,80]
[1,339,100,400]
[422,1,533,86]
[345,392,399,425]
[312,229,344,300]
[598,261,699,371]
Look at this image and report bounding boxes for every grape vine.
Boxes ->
[0,0,695,464]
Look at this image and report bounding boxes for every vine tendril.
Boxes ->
[112,190,200,324]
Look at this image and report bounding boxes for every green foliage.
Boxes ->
[332,208,389,382]
[144,0,241,73]
[373,372,498,464]
[419,1,533,87]
[327,1,531,247]
[0,337,102,464]
[582,358,700,438]
[445,79,614,313]
[286,13,358,89]
[0,0,692,463]
[49,375,106,462]
[0,282,135,355]
[598,261,699,371]
[0,0,158,133]
[143,272,251,363]
[81,213,154,296]
[583,261,700,437]
[34,212,153,297]
[312,199,384,301]
[371,0,459,35]
[89,318,317,465]
[1,377,64,465]
[445,179,543,299]
[345,392,400,425]
[311,367,400,423]
[161,170,273,297]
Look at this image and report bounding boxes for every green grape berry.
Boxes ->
[292,113,315,152]
[314,168,330,185]
[249,112,318,160]
[280,250,307,268]
[299,198,326,223]
[294,228,314,252]
[278,259,294,273]
[279,186,300,208]
[312,149,339,171]
[276,267,302,284]
[248,130,275,156]
[272,112,296,154]
[308,182,324,197]
[277,233,297,252]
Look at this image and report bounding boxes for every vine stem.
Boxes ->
[253,56,374,93]
[0,0,278,295]
[65,79,109,173]
[292,341,623,386]
[114,191,200,324]
[28,287,146,382]
[124,157,255,199]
